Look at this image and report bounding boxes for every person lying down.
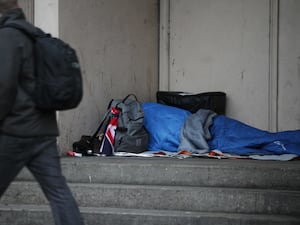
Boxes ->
[142,102,300,158]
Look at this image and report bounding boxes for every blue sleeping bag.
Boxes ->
[142,102,300,156]
[142,102,191,151]
[209,115,300,155]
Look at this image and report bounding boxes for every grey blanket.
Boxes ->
[178,109,217,154]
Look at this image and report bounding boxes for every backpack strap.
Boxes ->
[122,94,138,103]
[2,22,48,40]
[90,109,111,140]
[1,23,45,103]
[0,22,36,96]
[114,94,138,110]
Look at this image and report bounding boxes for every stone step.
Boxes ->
[1,181,300,216]
[1,204,300,225]
[16,157,300,190]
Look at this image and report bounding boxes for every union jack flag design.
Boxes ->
[99,106,120,156]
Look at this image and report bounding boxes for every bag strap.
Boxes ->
[2,22,48,40]
[2,23,34,39]
[91,109,111,140]
[122,94,138,103]
[90,98,115,139]
[0,23,37,99]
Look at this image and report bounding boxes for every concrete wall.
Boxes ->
[278,0,300,130]
[34,0,58,37]
[160,0,300,131]
[57,0,159,153]
[162,0,270,129]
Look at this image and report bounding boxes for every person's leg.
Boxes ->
[0,135,29,197]
[27,137,85,225]
[209,115,300,155]
[208,115,275,154]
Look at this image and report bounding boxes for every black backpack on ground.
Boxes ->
[1,22,83,111]
[72,111,109,156]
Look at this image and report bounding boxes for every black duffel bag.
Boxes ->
[156,91,226,114]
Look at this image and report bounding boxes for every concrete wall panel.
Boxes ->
[168,0,270,129]
[57,0,158,152]
[34,0,58,37]
[278,0,300,130]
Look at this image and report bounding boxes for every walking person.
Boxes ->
[0,1,85,224]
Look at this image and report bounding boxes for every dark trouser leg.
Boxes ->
[27,138,85,225]
[0,135,27,197]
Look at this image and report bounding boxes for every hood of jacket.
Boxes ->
[0,8,37,35]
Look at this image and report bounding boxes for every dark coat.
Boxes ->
[0,8,58,137]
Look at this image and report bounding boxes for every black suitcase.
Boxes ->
[156,91,226,114]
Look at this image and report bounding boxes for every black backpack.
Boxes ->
[1,22,83,111]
